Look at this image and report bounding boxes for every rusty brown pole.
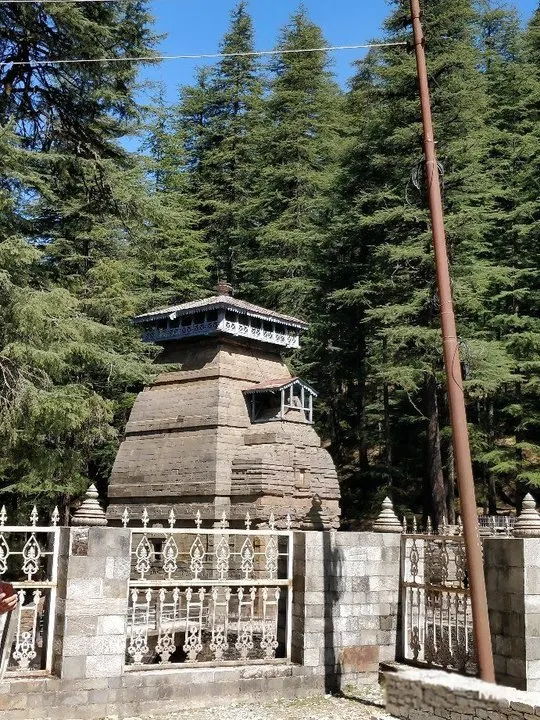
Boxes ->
[409,0,495,683]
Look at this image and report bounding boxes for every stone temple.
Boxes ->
[106,284,340,528]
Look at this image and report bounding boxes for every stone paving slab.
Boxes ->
[110,690,389,720]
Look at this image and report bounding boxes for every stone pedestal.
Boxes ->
[292,531,401,690]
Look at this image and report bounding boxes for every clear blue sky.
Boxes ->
[138,0,539,103]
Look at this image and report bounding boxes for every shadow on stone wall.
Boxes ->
[323,529,343,692]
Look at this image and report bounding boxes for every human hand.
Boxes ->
[0,583,17,615]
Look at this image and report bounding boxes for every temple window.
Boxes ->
[244,378,316,424]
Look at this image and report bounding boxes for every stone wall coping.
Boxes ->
[386,665,540,707]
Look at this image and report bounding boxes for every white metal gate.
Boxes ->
[0,506,60,674]
[123,509,293,668]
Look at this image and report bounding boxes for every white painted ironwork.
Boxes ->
[401,527,476,675]
[141,319,220,344]
[402,514,516,538]
[478,515,515,535]
[0,506,60,675]
[125,509,293,668]
[141,508,149,529]
[141,317,300,349]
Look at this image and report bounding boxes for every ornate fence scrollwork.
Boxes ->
[401,524,476,675]
[0,505,60,675]
[124,509,293,668]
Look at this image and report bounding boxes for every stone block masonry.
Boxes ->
[385,665,540,720]
[0,664,326,720]
[54,526,131,680]
[292,531,401,690]
[1,526,398,720]
[484,537,540,691]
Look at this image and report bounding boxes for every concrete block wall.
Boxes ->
[292,530,401,691]
[385,666,540,720]
[484,537,540,691]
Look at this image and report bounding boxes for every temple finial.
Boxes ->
[71,484,107,527]
[215,281,233,296]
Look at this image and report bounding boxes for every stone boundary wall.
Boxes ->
[293,531,401,690]
[385,666,540,720]
[0,664,324,720]
[484,537,540,691]
[0,527,401,719]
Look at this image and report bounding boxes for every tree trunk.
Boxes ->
[425,373,446,530]
[383,380,392,468]
[382,337,392,477]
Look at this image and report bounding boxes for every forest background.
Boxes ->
[0,0,539,526]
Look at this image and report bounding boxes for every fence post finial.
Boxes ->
[71,484,107,527]
[513,493,540,538]
[373,496,403,533]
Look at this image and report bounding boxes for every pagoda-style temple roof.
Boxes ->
[243,376,318,396]
[134,286,308,349]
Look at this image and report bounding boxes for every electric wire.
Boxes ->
[0,42,408,69]
[2,0,174,3]
[2,0,127,3]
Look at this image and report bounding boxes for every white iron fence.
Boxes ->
[0,506,60,675]
[123,509,294,668]
[478,515,515,535]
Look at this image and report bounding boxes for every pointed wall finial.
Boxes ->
[215,281,233,296]
[513,493,540,538]
[373,496,403,533]
[71,484,107,527]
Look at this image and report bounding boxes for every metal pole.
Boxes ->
[409,0,495,683]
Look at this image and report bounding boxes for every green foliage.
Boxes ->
[1,0,539,524]
[306,0,522,523]
[174,2,263,289]
[242,8,343,315]
[137,91,211,308]
[0,1,160,513]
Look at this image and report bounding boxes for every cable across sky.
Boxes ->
[0,42,408,69]
[1,0,162,3]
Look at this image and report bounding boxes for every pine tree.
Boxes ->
[175,2,262,289]
[243,7,343,316]
[135,91,211,309]
[0,1,160,513]
[1,1,155,151]
[311,0,514,525]
[0,130,151,518]
[475,4,540,504]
